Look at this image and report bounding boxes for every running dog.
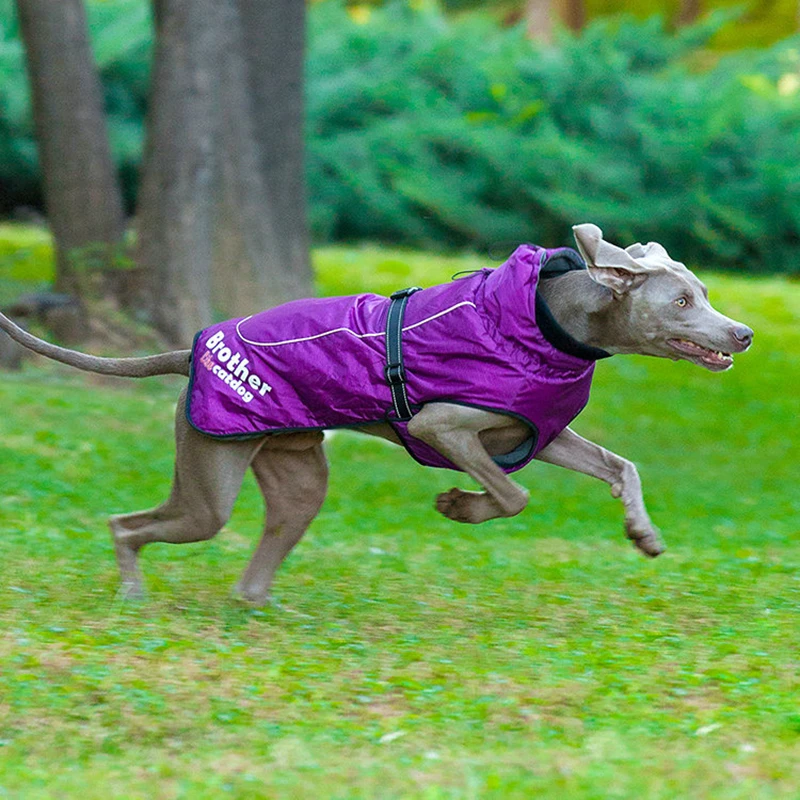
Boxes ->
[0,224,753,603]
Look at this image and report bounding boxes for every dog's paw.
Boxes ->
[115,580,146,602]
[234,581,270,607]
[109,519,147,591]
[435,487,499,524]
[625,519,665,558]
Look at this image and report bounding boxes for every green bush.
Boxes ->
[84,0,152,210]
[0,1,37,209]
[0,0,150,213]
[307,3,800,272]
[0,0,798,272]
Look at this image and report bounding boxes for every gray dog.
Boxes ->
[0,225,753,604]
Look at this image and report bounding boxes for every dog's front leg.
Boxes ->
[407,404,529,524]
[535,427,665,557]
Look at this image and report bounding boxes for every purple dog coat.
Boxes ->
[187,244,610,473]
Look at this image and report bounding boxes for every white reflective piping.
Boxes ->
[235,322,382,347]
[235,300,477,348]
[399,301,476,332]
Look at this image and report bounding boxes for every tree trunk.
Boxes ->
[526,0,585,42]
[560,0,585,32]
[525,0,555,43]
[137,0,312,345]
[236,0,312,304]
[15,0,126,310]
[677,0,702,26]
[135,0,222,346]
[211,0,311,318]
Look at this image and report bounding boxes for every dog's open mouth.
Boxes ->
[668,338,733,371]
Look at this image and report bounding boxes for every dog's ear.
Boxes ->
[628,240,672,262]
[625,242,648,258]
[572,223,649,295]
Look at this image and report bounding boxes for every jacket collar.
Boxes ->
[536,248,612,361]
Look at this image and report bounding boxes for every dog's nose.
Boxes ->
[731,324,753,349]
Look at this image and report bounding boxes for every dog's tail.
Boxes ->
[0,310,191,378]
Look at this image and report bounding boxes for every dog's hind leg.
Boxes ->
[109,389,266,598]
[236,433,328,606]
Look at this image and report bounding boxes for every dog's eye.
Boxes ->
[675,297,688,308]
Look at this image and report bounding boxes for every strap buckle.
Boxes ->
[384,287,421,421]
[384,362,405,386]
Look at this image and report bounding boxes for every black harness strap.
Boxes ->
[385,287,421,421]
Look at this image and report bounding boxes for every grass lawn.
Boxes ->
[0,240,799,798]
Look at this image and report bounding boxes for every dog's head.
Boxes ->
[573,223,753,371]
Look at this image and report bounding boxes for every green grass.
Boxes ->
[0,224,55,306]
[0,240,799,797]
